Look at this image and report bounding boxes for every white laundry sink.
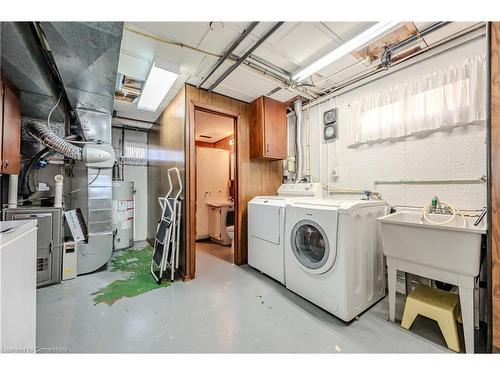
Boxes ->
[378,211,486,277]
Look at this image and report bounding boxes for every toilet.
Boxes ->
[226,225,234,253]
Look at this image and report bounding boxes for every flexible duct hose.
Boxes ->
[26,120,83,160]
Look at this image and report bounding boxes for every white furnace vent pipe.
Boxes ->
[54,175,64,208]
[8,175,18,208]
[293,99,304,181]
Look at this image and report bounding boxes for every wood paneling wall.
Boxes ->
[195,135,234,151]
[156,86,187,274]
[491,22,500,352]
[195,140,214,148]
[214,135,234,152]
[185,85,282,279]
[147,124,161,243]
[150,84,282,280]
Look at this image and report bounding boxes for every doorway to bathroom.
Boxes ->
[190,106,237,276]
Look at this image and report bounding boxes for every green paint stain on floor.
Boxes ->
[92,245,171,306]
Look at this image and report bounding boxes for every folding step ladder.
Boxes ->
[151,167,182,284]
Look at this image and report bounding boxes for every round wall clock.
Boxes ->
[323,108,337,125]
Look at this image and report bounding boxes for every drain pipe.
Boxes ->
[54,175,64,208]
[293,99,304,181]
[8,175,19,208]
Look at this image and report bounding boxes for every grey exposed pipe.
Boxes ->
[388,22,451,55]
[248,53,292,78]
[26,121,83,160]
[485,21,493,353]
[197,22,259,88]
[208,22,284,92]
[293,99,304,181]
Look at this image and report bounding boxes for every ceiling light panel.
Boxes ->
[292,22,400,82]
[137,58,180,112]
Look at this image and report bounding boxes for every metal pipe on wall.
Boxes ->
[387,22,451,55]
[486,21,493,353]
[374,177,487,185]
[293,99,304,181]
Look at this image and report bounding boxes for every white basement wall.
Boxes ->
[289,37,487,210]
[112,128,149,241]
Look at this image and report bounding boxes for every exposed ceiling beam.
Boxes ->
[208,22,284,92]
[197,22,259,89]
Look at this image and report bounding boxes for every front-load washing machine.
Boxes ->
[248,183,321,284]
[284,198,388,321]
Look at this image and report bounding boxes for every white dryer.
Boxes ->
[248,183,321,284]
[284,198,387,321]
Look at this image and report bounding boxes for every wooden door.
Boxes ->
[263,97,287,159]
[1,78,21,175]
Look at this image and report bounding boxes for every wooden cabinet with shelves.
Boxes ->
[249,96,287,160]
[1,74,22,175]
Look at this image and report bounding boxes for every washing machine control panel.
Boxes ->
[277,183,322,197]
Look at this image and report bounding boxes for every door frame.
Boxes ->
[186,100,240,279]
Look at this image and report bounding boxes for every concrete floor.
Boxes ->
[37,241,465,353]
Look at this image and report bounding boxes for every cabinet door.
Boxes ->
[1,80,21,174]
[12,212,54,286]
[263,97,287,159]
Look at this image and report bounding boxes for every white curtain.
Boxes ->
[348,55,486,146]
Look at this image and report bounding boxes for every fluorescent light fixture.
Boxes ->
[137,58,179,112]
[292,22,400,82]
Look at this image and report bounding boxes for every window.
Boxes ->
[349,56,486,146]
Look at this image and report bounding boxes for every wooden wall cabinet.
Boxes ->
[1,74,22,175]
[249,96,287,160]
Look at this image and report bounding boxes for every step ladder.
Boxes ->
[151,167,182,284]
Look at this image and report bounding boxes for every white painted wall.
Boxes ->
[112,128,149,241]
[289,37,487,210]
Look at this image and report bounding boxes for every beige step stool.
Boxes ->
[401,284,461,352]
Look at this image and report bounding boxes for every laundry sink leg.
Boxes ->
[387,257,397,322]
[458,277,475,354]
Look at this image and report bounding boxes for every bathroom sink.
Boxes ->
[378,211,486,277]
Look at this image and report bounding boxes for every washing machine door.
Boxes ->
[290,218,337,275]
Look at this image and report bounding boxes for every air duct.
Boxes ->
[21,22,123,275]
[293,99,304,181]
[25,120,83,160]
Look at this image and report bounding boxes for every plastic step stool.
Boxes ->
[401,284,461,352]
